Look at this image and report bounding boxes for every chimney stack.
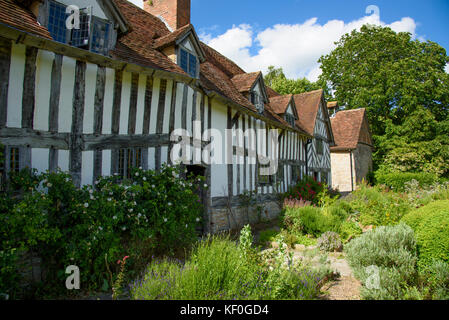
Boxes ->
[144,0,191,31]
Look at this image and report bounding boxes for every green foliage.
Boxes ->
[283,206,343,237]
[258,229,279,245]
[401,201,449,269]
[263,66,331,100]
[317,232,343,252]
[339,220,362,243]
[375,171,438,191]
[319,25,449,175]
[0,165,203,298]
[284,176,327,206]
[348,183,411,226]
[131,234,329,300]
[345,224,418,300]
[420,260,449,300]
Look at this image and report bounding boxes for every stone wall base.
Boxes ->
[209,201,282,233]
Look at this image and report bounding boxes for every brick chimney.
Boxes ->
[144,0,190,31]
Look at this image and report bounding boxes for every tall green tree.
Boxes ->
[319,25,449,137]
[264,66,331,99]
[318,25,449,177]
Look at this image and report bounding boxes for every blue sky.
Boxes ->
[129,0,449,79]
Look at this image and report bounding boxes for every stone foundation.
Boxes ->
[209,200,282,233]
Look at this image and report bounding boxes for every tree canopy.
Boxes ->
[318,25,449,137]
[318,25,449,177]
[264,66,331,100]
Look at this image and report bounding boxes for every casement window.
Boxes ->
[291,166,301,184]
[180,48,198,78]
[46,0,112,56]
[250,92,264,114]
[258,165,273,185]
[117,148,143,180]
[285,114,296,127]
[276,164,284,183]
[316,139,324,155]
[0,146,24,188]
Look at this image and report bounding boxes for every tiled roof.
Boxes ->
[112,0,187,75]
[266,86,281,98]
[0,0,306,133]
[153,24,193,50]
[0,0,52,39]
[200,42,246,78]
[330,108,372,151]
[293,89,324,136]
[231,72,262,93]
[270,94,293,115]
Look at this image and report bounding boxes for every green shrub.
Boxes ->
[349,184,411,226]
[0,165,204,298]
[131,234,328,300]
[339,220,362,242]
[401,201,449,269]
[317,232,343,252]
[284,176,326,206]
[375,172,438,191]
[345,224,418,300]
[420,260,449,300]
[258,229,279,245]
[284,206,342,237]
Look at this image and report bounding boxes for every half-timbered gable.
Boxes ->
[330,108,374,193]
[0,0,310,233]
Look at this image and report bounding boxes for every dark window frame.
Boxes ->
[117,148,143,180]
[179,47,199,79]
[46,0,113,56]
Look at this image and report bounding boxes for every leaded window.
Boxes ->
[251,92,264,114]
[285,114,296,127]
[118,148,143,179]
[316,139,324,155]
[46,0,112,56]
[180,48,198,78]
[258,165,273,185]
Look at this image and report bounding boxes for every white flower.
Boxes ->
[47,183,52,188]
[135,172,139,177]
[113,216,117,220]
[133,201,137,206]
[90,195,95,200]
[204,184,208,188]
[168,202,172,206]
[185,224,188,228]
[129,208,134,213]
[107,198,112,202]
[65,178,70,182]
[99,226,103,231]
[143,177,147,181]
[89,189,94,194]
[95,180,99,185]
[137,213,142,218]
[152,185,156,189]
[139,167,143,170]
[164,218,168,223]
[122,227,126,231]
[109,192,113,196]
[84,203,89,208]
[196,218,200,222]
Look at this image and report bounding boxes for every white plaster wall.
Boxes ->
[34,50,53,131]
[58,56,76,133]
[119,71,131,135]
[7,43,26,128]
[82,62,97,134]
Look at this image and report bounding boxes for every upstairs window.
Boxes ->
[316,139,324,155]
[46,0,112,56]
[250,92,264,114]
[285,113,296,127]
[180,48,198,78]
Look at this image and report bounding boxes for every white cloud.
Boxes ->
[127,0,143,8]
[446,64,449,74]
[201,14,417,81]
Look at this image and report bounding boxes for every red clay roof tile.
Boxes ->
[330,108,373,151]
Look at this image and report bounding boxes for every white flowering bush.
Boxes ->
[0,164,204,297]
